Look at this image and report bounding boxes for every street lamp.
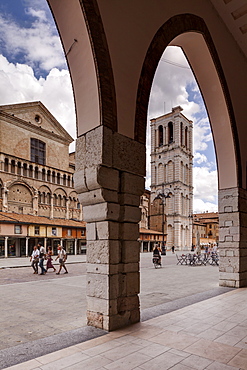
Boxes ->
[154,183,171,255]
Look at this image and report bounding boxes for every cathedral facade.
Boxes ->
[150,106,193,250]
[0,101,85,257]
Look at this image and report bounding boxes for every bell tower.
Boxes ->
[150,106,193,250]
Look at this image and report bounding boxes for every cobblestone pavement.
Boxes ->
[0,253,220,351]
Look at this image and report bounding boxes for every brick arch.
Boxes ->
[53,188,67,197]
[7,180,34,196]
[135,13,240,189]
[8,182,33,204]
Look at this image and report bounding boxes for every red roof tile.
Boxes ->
[0,212,86,228]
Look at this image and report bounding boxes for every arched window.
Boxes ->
[23,163,27,176]
[185,126,188,148]
[52,171,56,183]
[11,160,15,174]
[42,169,46,181]
[168,122,173,144]
[63,174,66,186]
[42,192,46,204]
[180,122,183,145]
[63,196,67,207]
[47,193,51,205]
[54,194,57,206]
[47,170,51,182]
[38,191,42,203]
[67,176,71,187]
[167,161,174,182]
[158,163,163,184]
[57,173,60,185]
[4,158,9,172]
[29,165,33,177]
[17,162,22,175]
[57,194,62,206]
[158,125,163,146]
[35,166,39,179]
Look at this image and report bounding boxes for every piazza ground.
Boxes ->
[0,252,233,368]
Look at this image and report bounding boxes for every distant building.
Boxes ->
[0,101,86,257]
[149,106,193,250]
[192,212,219,247]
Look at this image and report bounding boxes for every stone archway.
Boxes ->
[135,14,245,288]
[47,2,247,332]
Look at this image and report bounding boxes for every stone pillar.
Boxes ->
[44,238,47,250]
[2,185,8,211]
[50,195,54,219]
[75,239,77,255]
[33,190,38,215]
[218,187,247,288]
[5,236,8,258]
[74,126,145,331]
[65,197,69,220]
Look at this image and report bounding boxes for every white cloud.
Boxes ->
[193,198,218,213]
[0,9,65,73]
[148,47,199,120]
[193,116,213,152]
[193,166,218,203]
[194,152,207,165]
[0,55,76,142]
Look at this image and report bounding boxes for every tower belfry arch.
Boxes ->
[150,106,193,250]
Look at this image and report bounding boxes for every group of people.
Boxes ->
[30,244,68,275]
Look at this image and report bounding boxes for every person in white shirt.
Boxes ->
[55,245,68,275]
[38,243,47,275]
[30,246,40,274]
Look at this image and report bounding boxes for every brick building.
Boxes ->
[0,101,86,257]
[192,212,219,248]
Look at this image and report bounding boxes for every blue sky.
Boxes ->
[0,0,218,213]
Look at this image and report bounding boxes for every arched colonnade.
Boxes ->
[47,0,247,331]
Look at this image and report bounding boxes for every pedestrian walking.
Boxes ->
[30,245,39,274]
[38,243,47,275]
[46,246,56,272]
[55,245,68,274]
[171,245,175,254]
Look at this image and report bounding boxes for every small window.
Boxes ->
[67,229,72,236]
[18,207,23,214]
[158,125,163,146]
[168,122,173,144]
[14,225,22,234]
[35,226,40,235]
[81,229,85,236]
[35,114,41,123]
[52,227,57,236]
[4,158,9,172]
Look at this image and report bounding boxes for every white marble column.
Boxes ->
[4,237,8,258]
[25,237,29,257]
